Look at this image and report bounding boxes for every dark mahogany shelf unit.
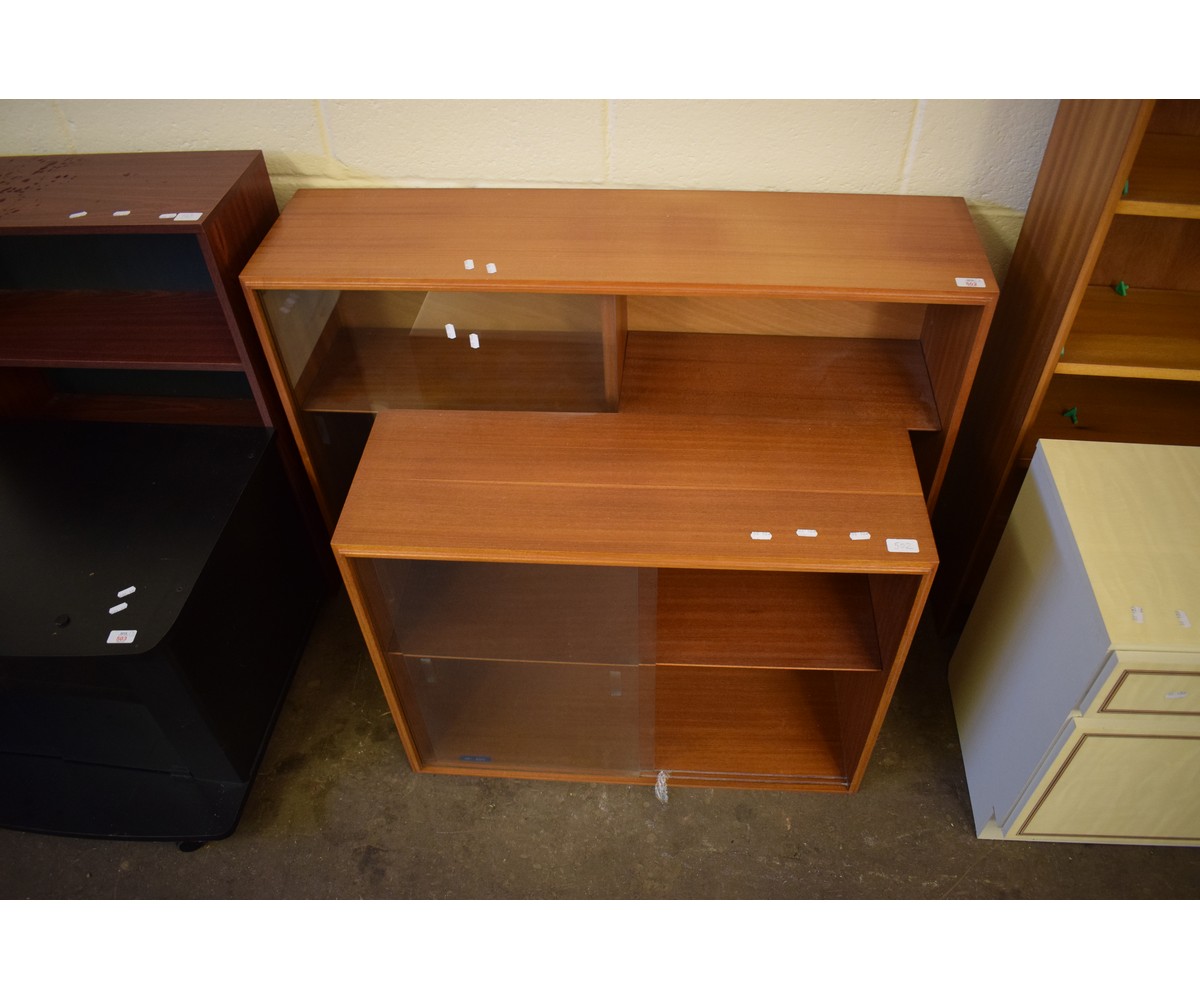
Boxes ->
[0,150,291,427]
[0,151,325,842]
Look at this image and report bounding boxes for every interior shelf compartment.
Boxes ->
[301,325,606,412]
[385,654,650,777]
[357,560,648,667]
[1115,132,1200,218]
[1058,286,1200,380]
[257,289,619,415]
[4,368,260,425]
[653,667,854,787]
[620,331,940,429]
[1022,373,1200,455]
[0,290,238,369]
[1089,215,1200,292]
[656,569,885,671]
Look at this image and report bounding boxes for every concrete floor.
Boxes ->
[3,591,1199,900]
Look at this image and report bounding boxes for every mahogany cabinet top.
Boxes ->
[0,151,267,232]
[241,187,997,303]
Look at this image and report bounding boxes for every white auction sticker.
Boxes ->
[886,538,920,553]
[107,629,137,644]
[956,277,987,288]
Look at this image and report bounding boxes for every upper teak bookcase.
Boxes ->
[242,188,997,791]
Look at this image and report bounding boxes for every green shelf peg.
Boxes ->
[1062,406,1079,426]
[1122,179,1129,197]
[1114,280,1129,296]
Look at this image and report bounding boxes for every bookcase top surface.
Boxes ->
[332,410,936,573]
[0,150,264,231]
[242,188,997,303]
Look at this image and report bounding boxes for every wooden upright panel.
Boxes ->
[931,101,1154,632]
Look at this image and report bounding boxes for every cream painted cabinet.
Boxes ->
[950,439,1200,845]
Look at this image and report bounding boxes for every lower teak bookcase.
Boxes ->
[243,188,998,792]
[332,411,939,790]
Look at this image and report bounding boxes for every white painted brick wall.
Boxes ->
[0,99,1058,281]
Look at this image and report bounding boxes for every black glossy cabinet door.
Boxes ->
[0,421,323,842]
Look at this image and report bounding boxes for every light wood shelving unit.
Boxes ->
[933,100,1200,634]
[242,188,997,792]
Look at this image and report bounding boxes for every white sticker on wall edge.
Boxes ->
[107,629,137,644]
[955,277,987,288]
[796,529,818,537]
[849,531,871,541]
[750,531,772,541]
[886,538,920,553]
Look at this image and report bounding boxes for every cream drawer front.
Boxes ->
[1012,726,1200,845]
[1083,651,1200,721]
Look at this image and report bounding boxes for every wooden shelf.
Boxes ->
[334,410,935,574]
[657,570,883,671]
[241,188,997,302]
[1023,373,1200,455]
[0,290,240,369]
[1058,286,1200,380]
[37,393,261,425]
[301,326,607,413]
[621,331,940,428]
[654,668,849,786]
[1115,133,1200,219]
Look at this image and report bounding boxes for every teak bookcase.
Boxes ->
[933,100,1200,634]
[242,188,997,792]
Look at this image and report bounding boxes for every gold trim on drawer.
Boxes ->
[1100,670,1200,717]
